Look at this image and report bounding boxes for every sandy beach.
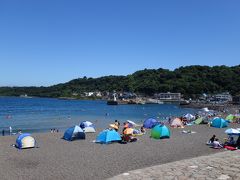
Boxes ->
[0,124,239,180]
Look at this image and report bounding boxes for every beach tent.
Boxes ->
[225,114,235,122]
[171,118,184,128]
[211,118,228,128]
[80,121,96,133]
[96,129,121,144]
[83,126,96,133]
[194,117,203,125]
[151,125,170,139]
[80,121,94,129]
[184,113,195,121]
[16,133,35,149]
[225,128,240,135]
[143,118,159,129]
[63,125,85,141]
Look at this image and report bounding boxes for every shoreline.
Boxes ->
[181,102,240,114]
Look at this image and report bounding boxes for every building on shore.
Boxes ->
[214,92,232,102]
[154,92,181,101]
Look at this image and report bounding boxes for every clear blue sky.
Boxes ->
[0,0,239,86]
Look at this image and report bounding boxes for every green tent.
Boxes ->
[226,114,235,121]
[194,117,203,125]
[151,125,170,139]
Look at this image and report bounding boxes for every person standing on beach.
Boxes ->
[2,129,5,136]
[9,126,12,135]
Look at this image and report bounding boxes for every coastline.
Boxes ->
[181,102,240,114]
[0,124,238,180]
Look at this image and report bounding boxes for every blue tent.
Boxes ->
[96,129,121,144]
[16,133,35,149]
[211,118,228,128]
[143,118,159,129]
[63,125,85,141]
[151,125,170,139]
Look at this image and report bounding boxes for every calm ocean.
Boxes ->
[0,97,197,133]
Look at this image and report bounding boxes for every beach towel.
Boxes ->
[224,146,237,151]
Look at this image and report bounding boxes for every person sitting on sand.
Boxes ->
[113,120,120,132]
[208,135,216,144]
[122,134,137,143]
[140,126,146,134]
[225,136,235,146]
[213,138,223,149]
[234,136,240,148]
[122,122,128,134]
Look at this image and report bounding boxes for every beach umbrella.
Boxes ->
[127,120,137,126]
[123,128,134,135]
[225,128,240,135]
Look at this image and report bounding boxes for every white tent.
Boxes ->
[184,113,195,120]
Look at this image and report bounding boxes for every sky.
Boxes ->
[0,0,240,86]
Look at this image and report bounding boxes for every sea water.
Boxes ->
[0,97,197,133]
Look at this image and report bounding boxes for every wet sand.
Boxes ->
[0,124,238,180]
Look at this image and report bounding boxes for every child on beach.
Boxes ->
[213,138,223,149]
[207,135,216,145]
[209,135,216,143]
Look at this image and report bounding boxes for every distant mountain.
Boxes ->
[0,65,240,98]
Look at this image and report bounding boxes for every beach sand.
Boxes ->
[0,124,238,180]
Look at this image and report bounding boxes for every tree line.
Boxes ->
[0,65,239,98]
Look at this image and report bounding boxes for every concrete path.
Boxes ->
[109,150,240,180]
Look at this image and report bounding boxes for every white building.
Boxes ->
[95,92,102,97]
[155,92,181,100]
[84,92,94,97]
[215,92,232,102]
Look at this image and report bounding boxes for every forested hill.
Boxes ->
[0,65,240,98]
